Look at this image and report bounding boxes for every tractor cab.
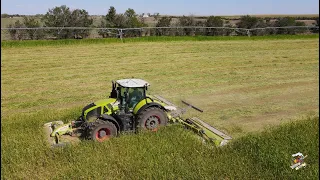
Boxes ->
[110,79,150,112]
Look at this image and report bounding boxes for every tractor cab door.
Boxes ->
[128,87,144,109]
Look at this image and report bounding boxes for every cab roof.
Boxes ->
[116,79,150,88]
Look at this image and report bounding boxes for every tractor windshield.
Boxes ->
[118,87,144,108]
[128,88,144,108]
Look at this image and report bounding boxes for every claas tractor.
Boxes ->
[44,79,232,147]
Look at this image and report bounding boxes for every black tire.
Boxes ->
[137,107,168,131]
[88,120,117,142]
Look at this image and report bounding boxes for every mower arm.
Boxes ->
[172,116,231,146]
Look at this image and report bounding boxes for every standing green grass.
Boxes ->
[1,109,318,179]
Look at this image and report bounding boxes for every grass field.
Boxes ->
[1,35,319,179]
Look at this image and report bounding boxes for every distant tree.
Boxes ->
[275,17,296,27]
[153,13,160,21]
[42,5,72,27]
[155,16,172,35]
[114,14,128,28]
[178,15,195,26]
[237,15,261,29]
[124,8,145,28]
[236,15,268,36]
[275,17,300,34]
[178,15,196,35]
[295,21,306,26]
[105,6,117,27]
[156,16,172,27]
[35,14,43,17]
[98,6,117,37]
[124,8,146,36]
[223,24,237,36]
[70,9,93,38]
[42,5,93,39]
[205,16,223,36]
[102,7,145,27]
[205,16,223,27]
[23,16,44,39]
[1,13,10,18]
[7,20,26,40]
[125,8,136,18]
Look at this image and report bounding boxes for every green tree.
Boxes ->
[7,20,26,40]
[237,15,267,36]
[275,17,296,27]
[42,5,72,27]
[153,13,160,21]
[237,15,260,29]
[114,14,128,28]
[1,13,10,18]
[98,6,117,38]
[123,8,146,37]
[275,17,299,34]
[124,8,145,28]
[42,5,93,39]
[70,9,93,38]
[205,16,223,27]
[106,6,117,27]
[155,16,172,35]
[205,16,223,36]
[23,16,44,39]
[156,16,172,27]
[178,15,196,35]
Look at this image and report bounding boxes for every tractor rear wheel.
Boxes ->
[88,120,117,142]
[137,107,168,131]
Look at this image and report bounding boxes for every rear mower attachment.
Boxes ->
[153,95,232,146]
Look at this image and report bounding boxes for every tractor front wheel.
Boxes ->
[137,107,168,132]
[88,120,117,142]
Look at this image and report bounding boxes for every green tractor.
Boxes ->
[44,79,232,147]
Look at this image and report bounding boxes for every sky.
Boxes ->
[1,0,319,16]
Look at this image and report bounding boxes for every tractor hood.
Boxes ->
[82,98,118,121]
[94,98,117,106]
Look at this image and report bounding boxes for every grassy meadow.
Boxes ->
[1,35,319,179]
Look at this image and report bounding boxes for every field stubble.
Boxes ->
[1,37,319,179]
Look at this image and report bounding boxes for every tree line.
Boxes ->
[5,5,319,40]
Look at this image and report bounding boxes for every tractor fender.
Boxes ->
[135,102,166,116]
[100,114,120,132]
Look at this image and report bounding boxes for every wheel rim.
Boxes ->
[95,128,111,142]
[145,115,160,131]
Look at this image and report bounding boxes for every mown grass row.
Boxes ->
[1,34,319,48]
[1,107,318,179]
[2,38,318,135]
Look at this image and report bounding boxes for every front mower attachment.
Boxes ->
[43,121,80,147]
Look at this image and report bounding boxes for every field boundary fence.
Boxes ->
[1,26,319,41]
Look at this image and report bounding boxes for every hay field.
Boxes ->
[2,37,319,135]
[1,36,319,179]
